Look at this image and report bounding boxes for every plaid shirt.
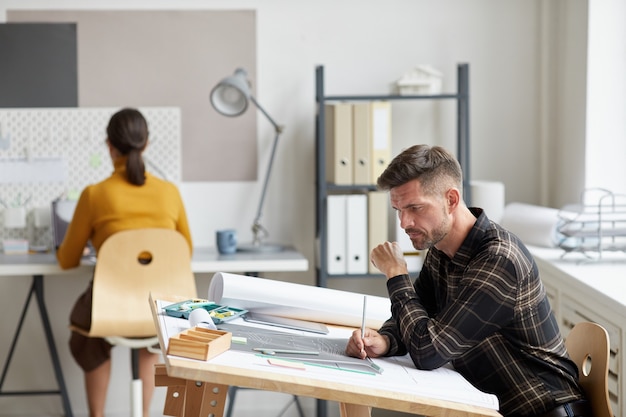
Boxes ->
[379,208,584,417]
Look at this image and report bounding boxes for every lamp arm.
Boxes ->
[250,96,283,134]
[249,96,283,245]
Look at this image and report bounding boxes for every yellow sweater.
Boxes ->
[56,158,192,269]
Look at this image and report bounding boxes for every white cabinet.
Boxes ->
[532,248,626,416]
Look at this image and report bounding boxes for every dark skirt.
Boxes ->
[69,281,113,372]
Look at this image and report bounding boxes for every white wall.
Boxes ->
[0,1,589,417]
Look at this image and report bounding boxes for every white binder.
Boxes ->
[326,195,347,274]
[346,194,368,274]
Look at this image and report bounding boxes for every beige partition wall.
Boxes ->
[8,10,257,182]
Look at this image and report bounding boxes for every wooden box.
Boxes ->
[167,327,231,361]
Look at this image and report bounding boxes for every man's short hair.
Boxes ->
[377,144,463,196]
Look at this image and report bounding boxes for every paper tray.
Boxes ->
[162,298,247,324]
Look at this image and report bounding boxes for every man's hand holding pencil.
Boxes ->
[345,296,390,361]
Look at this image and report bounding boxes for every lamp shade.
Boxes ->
[210,68,251,117]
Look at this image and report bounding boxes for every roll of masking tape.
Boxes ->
[188,308,217,330]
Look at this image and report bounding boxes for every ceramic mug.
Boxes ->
[216,229,237,254]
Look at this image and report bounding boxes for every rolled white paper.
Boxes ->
[208,272,392,329]
[500,202,562,248]
[188,307,217,330]
[471,180,505,223]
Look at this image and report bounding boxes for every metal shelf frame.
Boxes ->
[314,63,471,289]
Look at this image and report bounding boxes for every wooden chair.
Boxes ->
[564,321,613,417]
[71,228,197,417]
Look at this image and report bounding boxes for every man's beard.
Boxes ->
[408,215,449,251]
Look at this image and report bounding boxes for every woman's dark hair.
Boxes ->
[377,144,463,196]
[106,108,149,186]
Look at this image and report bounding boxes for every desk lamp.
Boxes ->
[210,68,284,252]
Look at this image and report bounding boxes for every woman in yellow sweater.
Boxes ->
[57,108,192,417]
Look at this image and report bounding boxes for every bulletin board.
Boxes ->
[0,23,78,107]
[0,107,181,249]
[7,10,257,182]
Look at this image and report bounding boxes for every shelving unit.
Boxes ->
[314,63,471,288]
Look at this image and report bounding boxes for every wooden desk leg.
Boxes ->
[163,385,186,416]
[339,403,372,417]
[156,364,187,416]
[185,379,228,417]
[155,364,229,417]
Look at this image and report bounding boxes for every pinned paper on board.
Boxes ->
[0,158,66,184]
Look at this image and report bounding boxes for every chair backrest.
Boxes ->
[89,228,197,338]
[564,321,613,417]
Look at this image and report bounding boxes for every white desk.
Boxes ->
[0,246,308,276]
[190,247,309,273]
[0,247,308,417]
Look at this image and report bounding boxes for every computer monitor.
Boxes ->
[51,199,77,250]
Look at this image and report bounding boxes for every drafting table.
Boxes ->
[0,247,308,417]
[151,296,502,417]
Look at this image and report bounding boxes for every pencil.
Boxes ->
[360,295,385,374]
[361,295,367,352]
